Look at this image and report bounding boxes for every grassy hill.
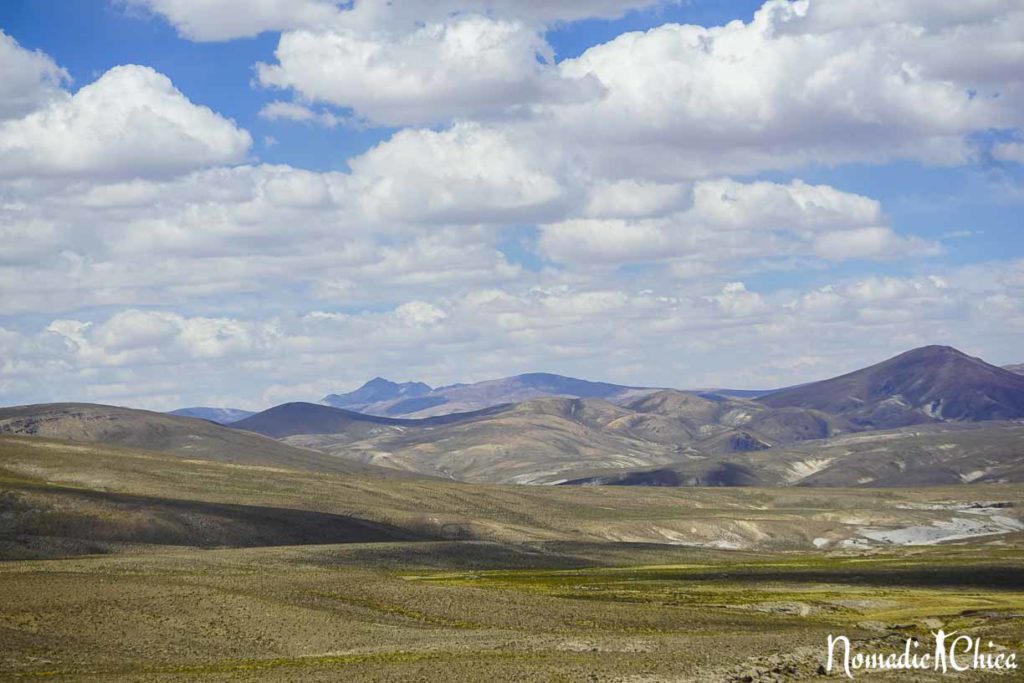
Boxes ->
[4,433,1023,560]
[279,394,853,484]
[2,433,1023,680]
[562,420,1024,488]
[0,402,391,476]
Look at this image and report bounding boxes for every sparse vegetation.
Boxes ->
[2,434,1023,680]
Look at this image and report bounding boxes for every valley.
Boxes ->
[1,433,1023,681]
[2,344,1023,680]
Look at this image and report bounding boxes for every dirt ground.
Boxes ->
[2,542,1023,681]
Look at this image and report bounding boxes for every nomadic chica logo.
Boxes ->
[825,631,1018,678]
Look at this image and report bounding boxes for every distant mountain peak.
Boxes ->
[902,344,962,356]
[502,372,643,398]
[759,344,1024,427]
[896,345,978,362]
[321,377,432,409]
[316,372,656,418]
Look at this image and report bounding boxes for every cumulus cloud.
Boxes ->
[549,0,1024,175]
[347,122,568,224]
[133,0,1024,172]
[993,141,1024,164]
[1,0,1022,408]
[6,260,1021,408]
[540,217,674,265]
[257,17,600,126]
[0,30,69,121]
[791,274,962,328]
[0,162,529,315]
[0,159,938,323]
[394,301,448,326]
[142,0,1024,162]
[0,65,251,179]
[581,180,691,219]
[538,179,937,267]
[258,101,351,128]
[46,309,282,370]
[711,282,766,317]
[689,180,883,232]
[90,310,181,353]
[812,226,939,261]
[336,0,664,29]
[122,0,345,41]
[309,228,522,302]
[776,0,1022,38]
[137,0,660,126]
[128,0,662,41]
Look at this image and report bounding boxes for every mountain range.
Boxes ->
[9,345,1024,489]
[318,372,657,417]
[267,392,850,484]
[222,345,1024,486]
[183,349,1024,423]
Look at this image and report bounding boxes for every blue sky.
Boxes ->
[2,0,769,169]
[0,0,1022,409]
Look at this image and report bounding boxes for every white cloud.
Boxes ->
[48,308,282,367]
[776,0,1018,32]
[257,16,600,126]
[690,180,883,233]
[0,162,529,316]
[813,226,939,261]
[258,100,352,128]
[0,215,61,266]
[139,0,1024,167]
[347,122,567,224]
[91,310,180,352]
[582,179,691,219]
[1,0,1022,409]
[10,261,1022,408]
[548,0,1024,175]
[239,1,665,127]
[539,179,936,267]
[123,0,345,41]
[791,274,962,329]
[0,162,938,321]
[338,0,664,28]
[128,0,662,41]
[711,282,766,317]
[791,286,845,320]
[847,276,954,309]
[993,141,1024,163]
[0,30,69,121]
[0,65,251,179]
[539,217,675,265]
[394,301,447,326]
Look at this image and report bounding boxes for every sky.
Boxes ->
[0,0,1022,411]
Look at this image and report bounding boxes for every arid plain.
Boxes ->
[2,433,1023,681]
